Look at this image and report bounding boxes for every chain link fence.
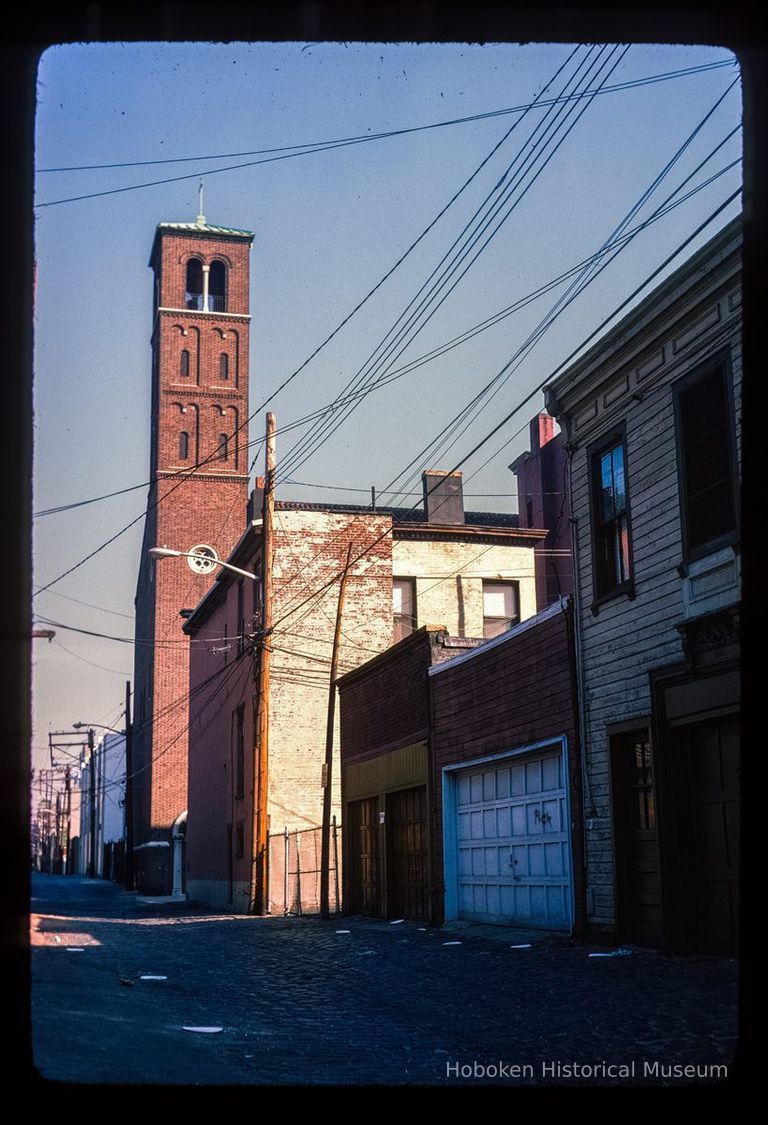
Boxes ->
[268,818,342,916]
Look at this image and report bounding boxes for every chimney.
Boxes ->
[530,412,555,452]
[246,475,266,523]
[422,470,464,525]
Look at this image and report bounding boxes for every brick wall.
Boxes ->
[132,223,252,894]
[429,604,582,925]
[269,510,394,835]
[392,537,538,635]
[339,629,440,763]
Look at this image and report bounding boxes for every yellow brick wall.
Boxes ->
[393,538,538,637]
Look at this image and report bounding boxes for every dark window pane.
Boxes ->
[679,365,736,552]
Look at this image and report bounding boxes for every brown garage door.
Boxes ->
[348,797,381,916]
[387,786,429,921]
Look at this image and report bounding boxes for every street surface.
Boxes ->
[30,874,738,1086]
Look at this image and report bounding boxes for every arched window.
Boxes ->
[179,431,190,460]
[218,433,228,461]
[185,259,203,310]
[180,349,190,377]
[219,352,229,380]
[209,261,226,312]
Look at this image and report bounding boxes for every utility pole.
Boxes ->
[251,411,275,915]
[124,681,134,890]
[87,728,96,878]
[63,766,71,874]
[320,540,354,920]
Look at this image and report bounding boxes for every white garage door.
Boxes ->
[455,747,571,930]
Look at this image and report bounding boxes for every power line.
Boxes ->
[31,48,582,595]
[378,94,740,506]
[35,58,736,208]
[267,196,740,634]
[31,159,731,536]
[276,46,629,485]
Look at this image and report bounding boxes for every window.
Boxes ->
[185,258,203,310]
[219,352,229,380]
[482,580,520,639]
[179,431,189,460]
[235,819,245,858]
[218,433,228,461]
[675,357,737,559]
[180,349,190,377]
[235,706,245,799]
[209,261,226,312]
[591,431,632,599]
[393,578,416,642]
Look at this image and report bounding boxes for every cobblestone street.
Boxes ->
[31,874,738,1086]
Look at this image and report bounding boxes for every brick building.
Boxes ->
[510,412,573,608]
[132,211,253,894]
[339,600,583,932]
[544,216,741,953]
[182,477,546,913]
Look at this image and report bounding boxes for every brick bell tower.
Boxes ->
[133,202,253,894]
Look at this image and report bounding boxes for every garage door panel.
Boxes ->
[542,755,561,790]
[525,761,543,793]
[510,765,525,796]
[453,745,571,931]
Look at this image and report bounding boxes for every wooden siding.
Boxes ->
[565,275,741,929]
[344,741,428,802]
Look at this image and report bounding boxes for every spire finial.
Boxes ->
[196,181,206,226]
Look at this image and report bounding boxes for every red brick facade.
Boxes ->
[132,220,253,893]
[429,601,584,928]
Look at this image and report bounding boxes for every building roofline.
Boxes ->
[428,597,570,677]
[183,520,261,634]
[544,215,741,412]
[336,625,450,689]
[149,220,254,267]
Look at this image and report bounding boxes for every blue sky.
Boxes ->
[31,40,741,773]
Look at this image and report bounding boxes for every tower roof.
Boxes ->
[149,219,254,267]
[156,220,254,240]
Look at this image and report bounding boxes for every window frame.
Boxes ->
[179,430,189,461]
[392,577,417,642]
[673,348,739,565]
[482,579,521,639]
[588,422,635,608]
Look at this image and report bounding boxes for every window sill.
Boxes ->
[590,583,635,616]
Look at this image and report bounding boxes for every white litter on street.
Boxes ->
[335,930,351,934]
[510,944,532,949]
[65,947,85,952]
[588,949,636,958]
[390,919,405,925]
[182,1026,223,1033]
[140,975,168,980]
[442,941,462,946]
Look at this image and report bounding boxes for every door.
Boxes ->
[387,786,428,920]
[612,730,663,947]
[348,797,381,916]
[454,747,571,929]
[673,716,739,954]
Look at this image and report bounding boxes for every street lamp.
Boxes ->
[149,543,259,582]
